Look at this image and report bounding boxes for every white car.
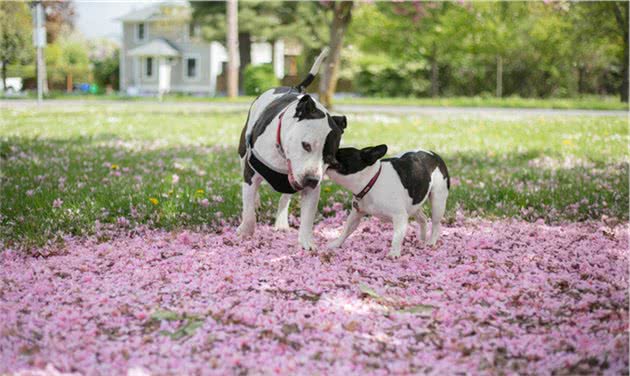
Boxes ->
[1,77,23,93]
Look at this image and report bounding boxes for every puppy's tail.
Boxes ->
[295,47,329,93]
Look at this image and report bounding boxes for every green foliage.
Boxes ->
[355,63,429,97]
[92,50,119,91]
[45,33,91,85]
[243,64,279,95]
[348,2,627,99]
[0,2,33,81]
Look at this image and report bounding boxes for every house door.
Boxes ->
[158,57,172,95]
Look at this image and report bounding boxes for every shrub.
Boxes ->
[243,64,279,95]
[355,64,429,97]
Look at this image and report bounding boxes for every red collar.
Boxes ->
[355,164,382,200]
[275,108,303,191]
[276,109,287,157]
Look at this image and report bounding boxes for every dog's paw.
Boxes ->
[273,221,290,231]
[326,239,343,250]
[236,223,255,238]
[299,237,317,251]
[387,250,401,259]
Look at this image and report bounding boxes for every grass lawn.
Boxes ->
[0,103,627,248]
[3,92,628,110]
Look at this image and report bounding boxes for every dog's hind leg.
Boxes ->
[274,194,292,231]
[237,176,262,238]
[415,209,428,244]
[428,184,448,246]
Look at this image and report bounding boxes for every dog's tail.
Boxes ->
[295,47,329,93]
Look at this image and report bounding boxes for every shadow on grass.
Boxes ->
[1,136,628,248]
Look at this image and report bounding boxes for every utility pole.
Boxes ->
[226,0,238,98]
[32,1,46,104]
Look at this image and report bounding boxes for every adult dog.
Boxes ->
[237,48,347,250]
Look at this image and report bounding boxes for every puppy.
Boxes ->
[326,145,450,258]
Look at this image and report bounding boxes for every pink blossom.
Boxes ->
[0,217,626,375]
[172,174,180,184]
[52,198,63,208]
[200,198,210,208]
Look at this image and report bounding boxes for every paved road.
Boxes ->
[1,99,627,117]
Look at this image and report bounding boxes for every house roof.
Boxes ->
[118,2,191,23]
[127,38,181,57]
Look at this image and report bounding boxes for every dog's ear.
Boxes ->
[360,144,388,165]
[295,94,317,119]
[332,115,347,131]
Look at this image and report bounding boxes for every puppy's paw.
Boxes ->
[387,250,401,259]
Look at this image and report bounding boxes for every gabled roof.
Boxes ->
[118,2,191,23]
[127,38,181,57]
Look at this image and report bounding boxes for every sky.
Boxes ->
[74,1,144,42]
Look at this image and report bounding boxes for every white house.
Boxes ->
[118,2,285,96]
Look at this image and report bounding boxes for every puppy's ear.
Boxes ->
[295,94,317,119]
[332,115,347,131]
[360,144,388,165]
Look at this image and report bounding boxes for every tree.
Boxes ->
[318,1,353,108]
[610,2,628,102]
[43,1,75,43]
[45,32,90,91]
[0,2,32,91]
[192,1,328,92]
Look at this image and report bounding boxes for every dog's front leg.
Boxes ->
[327,208,364,249]
[388,215,409,258]
[298,185,321,251]
[237,177,262,238]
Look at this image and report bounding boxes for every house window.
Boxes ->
[145,57,153,78]
[186,57,197,78]
[137,23,145,41]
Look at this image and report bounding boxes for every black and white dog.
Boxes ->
[237,48,347,250]
[326,145,450,258]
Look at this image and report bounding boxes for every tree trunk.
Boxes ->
[612,2,628,102]
[66,73,73,93]
[226,0,238,98]
[238,32,251,93]
[496,55,503,98]
[430,43,439,97]
[1,61,6,92]
[318,1,353,109]
[577,65,585,94]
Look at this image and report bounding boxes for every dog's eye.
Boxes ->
[302,142,312,152]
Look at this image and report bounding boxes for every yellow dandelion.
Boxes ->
[196,189,204,194]
[324,187,331,192]
[562,139,573,146]
[149,197,159,205]
[111,164,119,170]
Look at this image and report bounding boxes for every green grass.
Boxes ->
[0,104,627,248]
[335,95,629,111]
[2,92,627,110]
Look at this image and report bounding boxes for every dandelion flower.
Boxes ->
[111,164,119,170]
[149,197,159,205]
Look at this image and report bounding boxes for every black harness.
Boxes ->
[246,101,299,194]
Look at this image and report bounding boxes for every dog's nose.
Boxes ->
[303,175,320,189]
